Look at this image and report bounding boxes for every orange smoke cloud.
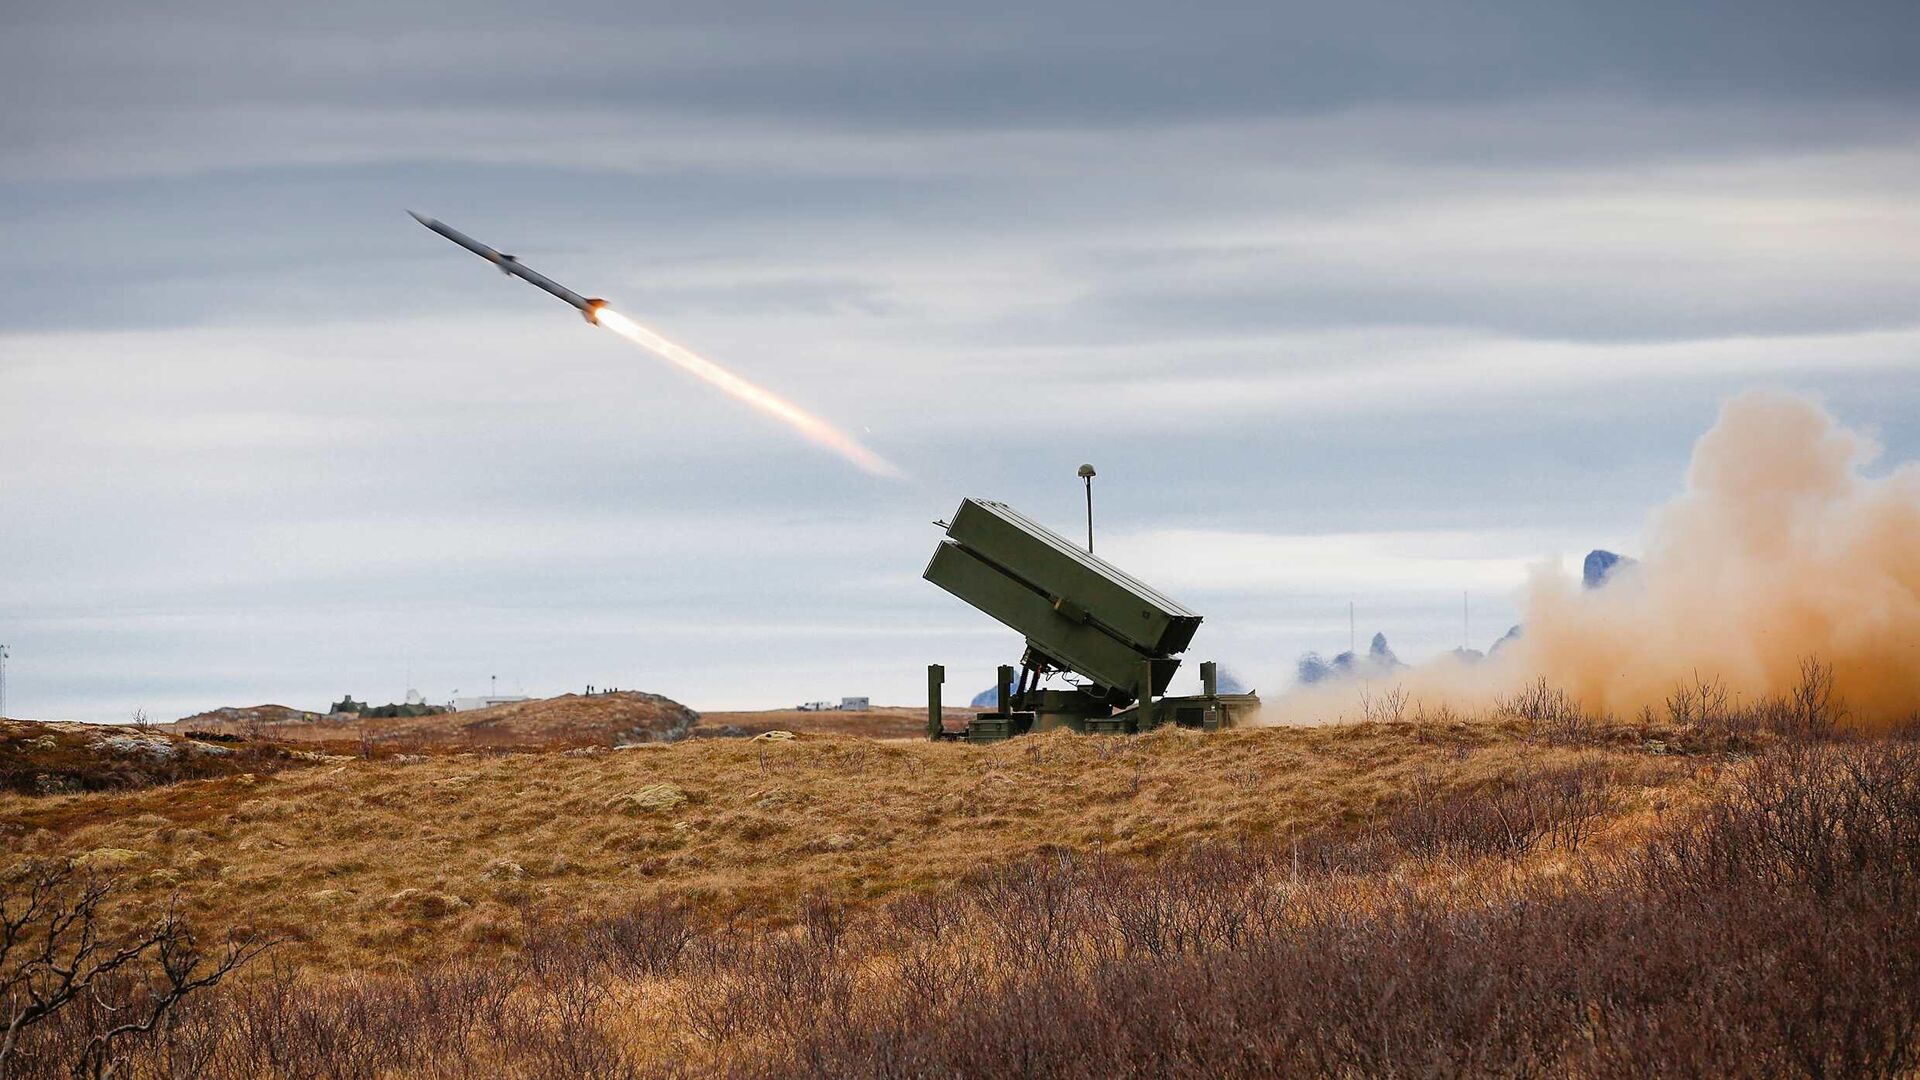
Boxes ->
[1271,391,1920,725]
[594,307,904,480]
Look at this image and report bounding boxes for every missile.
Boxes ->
[408,211,607,324]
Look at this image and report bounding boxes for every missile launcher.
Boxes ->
[924,498,1259,742]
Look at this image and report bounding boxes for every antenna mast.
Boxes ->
[0,644,10,719]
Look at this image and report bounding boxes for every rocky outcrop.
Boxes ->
[1298,633,1407,685]
[1584,549,1637,589]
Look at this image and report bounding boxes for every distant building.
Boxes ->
[838,696,870,711]
[449,695,531,712]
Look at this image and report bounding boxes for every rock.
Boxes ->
[73,848,143,870]
[1583,549,1637,589]
[385,889,469,919]
[482,859,528,880]
[1297,632,1408,686]
[607,783,689,813]
[97,735,179,758]
[751,730,796,743]
[1489,624,1523,656]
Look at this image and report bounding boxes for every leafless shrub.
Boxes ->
[1359,684,1410,725]
[1499,678,1598,744]
[1782,656,1845,741]
[0,862,270,1079]
[1411,700,1458,743]
[682,927,856,1048]
[883,888,951,948]
[1382,763,1614,861]
[746,739,1920,1080]
[967,854,1095,970]
[582,895,696,978]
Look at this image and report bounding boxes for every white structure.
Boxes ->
[838,696,870,711]
[450,695,531,712]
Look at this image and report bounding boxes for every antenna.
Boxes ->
[1077,464,1097,553]
[0,644,9,719]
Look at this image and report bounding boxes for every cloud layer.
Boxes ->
[1,0,1915,720]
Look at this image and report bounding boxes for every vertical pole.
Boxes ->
[927,664,944,740]
[1137,658,1156,732]
[1084,477,1094,553]
[996,664,1014,715]
[1078,464,1097,554]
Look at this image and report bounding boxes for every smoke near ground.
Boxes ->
[1271,391,1920,726]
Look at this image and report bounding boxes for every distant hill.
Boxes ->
[1290,548,1633,681]
[1298,632,1405,686]
[1489,624,1523,656]
[174,704,322,730]
[1584,549,1637,589]
[168,691,700,749]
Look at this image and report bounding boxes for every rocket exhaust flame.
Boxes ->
[409,211,901,478]
[593,307,905,480]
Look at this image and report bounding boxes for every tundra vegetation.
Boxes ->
[3,661,1917,1078]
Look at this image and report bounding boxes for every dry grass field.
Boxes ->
[691,706,928,740]
[4,670,1917,1078]
[7,715,1674,973]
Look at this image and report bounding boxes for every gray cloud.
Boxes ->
[0,0,1916,721]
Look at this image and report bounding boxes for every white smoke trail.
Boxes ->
[593,307,904,480]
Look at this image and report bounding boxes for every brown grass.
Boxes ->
[0,714,1694,975]
[9,667,1906,1078]
[0,720,312,800]
[691,707,929,740]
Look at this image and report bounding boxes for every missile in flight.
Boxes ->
[409,211,607,324]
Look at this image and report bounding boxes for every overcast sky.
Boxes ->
[3,0,1916,721]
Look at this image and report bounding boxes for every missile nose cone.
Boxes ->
[407,210,432,227]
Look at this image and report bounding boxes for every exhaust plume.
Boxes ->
[1272,391,1920,726]
[593,307,904,480]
